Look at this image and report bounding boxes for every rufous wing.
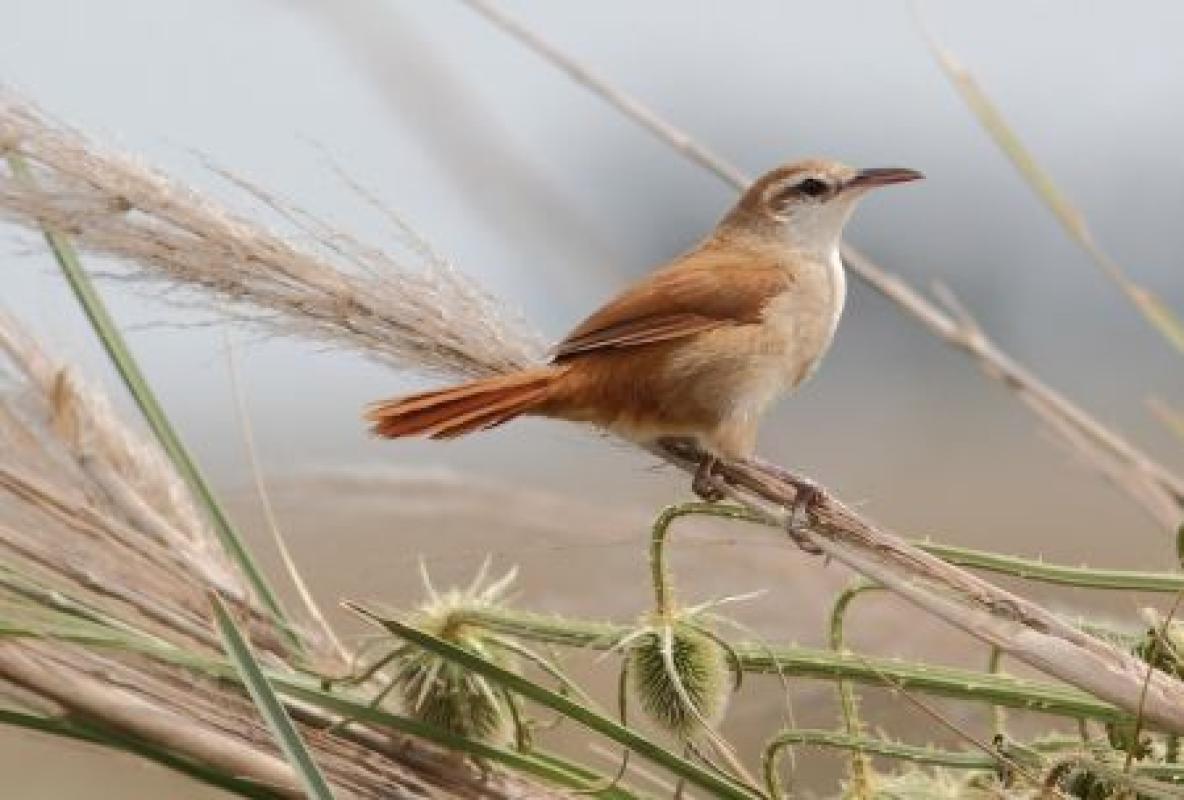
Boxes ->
[554,252,791,360]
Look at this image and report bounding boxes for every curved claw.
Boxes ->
[691,455,727,502]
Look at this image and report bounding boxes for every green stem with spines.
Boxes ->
[763,728,1001,789]
[637,503,1184,594]
[453,606,1128,723]
[828,580,882,797]
[649,503,771,616]
[762,730,1184,794]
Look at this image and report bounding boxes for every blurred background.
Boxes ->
[2,1,1183,796]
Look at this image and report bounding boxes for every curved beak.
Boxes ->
[844,167,925,192]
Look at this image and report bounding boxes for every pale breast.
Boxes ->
[759,249,846,387]
[661,251,845,429]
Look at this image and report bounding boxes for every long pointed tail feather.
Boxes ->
[365,367,562,440]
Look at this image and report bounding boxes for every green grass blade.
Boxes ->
[924,37,1184,354]
[211,594,335,800]
[5,154,297,650]
[345,603,760,800]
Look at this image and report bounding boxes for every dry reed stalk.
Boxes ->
[0,644,308,799]
[0,311,565,799]
[3,90,1184,747]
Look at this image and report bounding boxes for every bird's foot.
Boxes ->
[744,458,826,555]
[691,455,727,502]
[784,476,825,555]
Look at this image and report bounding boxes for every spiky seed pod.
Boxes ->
[393,639,511,743]
[384,561,520,743]
[627,620,732,737]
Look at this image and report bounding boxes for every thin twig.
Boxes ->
[225,336,348,663]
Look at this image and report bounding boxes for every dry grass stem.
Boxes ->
[922,29,1184,355]
[225,337,348,662]
[0,643,308,799]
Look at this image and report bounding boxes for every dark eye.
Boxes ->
[796,177,829,197]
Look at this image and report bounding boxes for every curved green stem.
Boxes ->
[767,728,999,775]
[828,580,882,797]
[649,503,767,616]
[918,542,1184,592]
[456,607,1128,723]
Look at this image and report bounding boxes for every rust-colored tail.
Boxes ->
[366,367,563,440]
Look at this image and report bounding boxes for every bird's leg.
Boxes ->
[691,454,727,502]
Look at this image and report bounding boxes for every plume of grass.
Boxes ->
[0,95,544,380]
[0,311,239,599]
[6,150,297,648]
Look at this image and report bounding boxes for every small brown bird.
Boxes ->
[367,159,922,499]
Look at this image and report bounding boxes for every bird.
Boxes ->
[366,159,922,501]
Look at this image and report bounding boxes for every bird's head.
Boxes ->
[722,159,923,259]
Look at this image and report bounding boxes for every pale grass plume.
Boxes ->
[0,93,544,381]
[0,311,240,599]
